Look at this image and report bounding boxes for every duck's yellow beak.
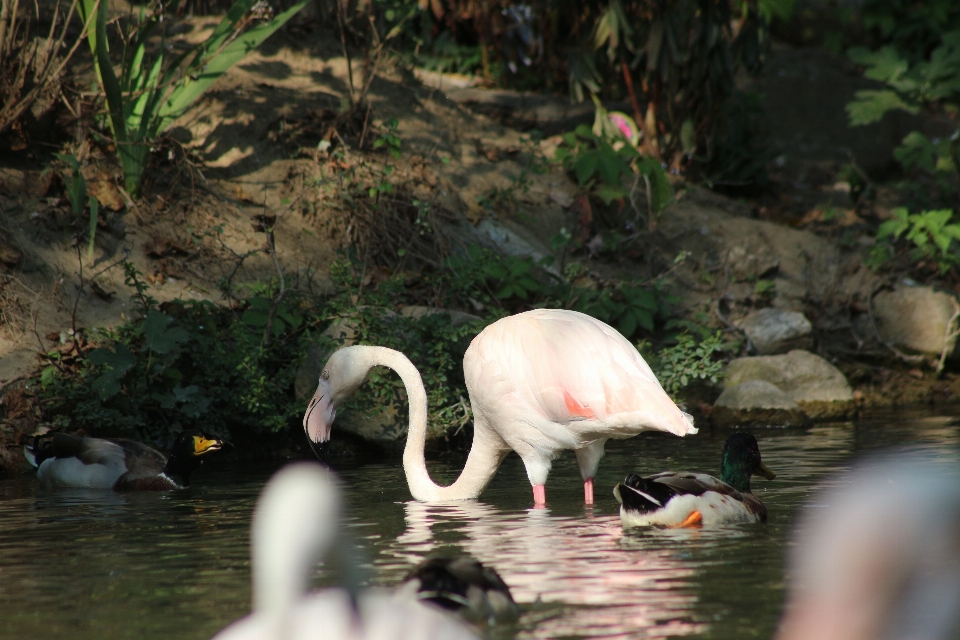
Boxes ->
[193,435,223,455]
[755,461,776,480]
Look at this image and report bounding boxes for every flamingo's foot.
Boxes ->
[533,484,546,506]
[584,477,594,505]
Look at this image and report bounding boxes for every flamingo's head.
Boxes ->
[302,347,374,453]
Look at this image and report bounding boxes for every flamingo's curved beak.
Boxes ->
[303,379,336,453]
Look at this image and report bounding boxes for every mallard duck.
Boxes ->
[613,432,776,527]
[24,430,225,491]
[398,555,519,625]
[213,463,479,640]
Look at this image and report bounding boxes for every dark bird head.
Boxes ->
[164,430,227,486]
[720,432,776,494]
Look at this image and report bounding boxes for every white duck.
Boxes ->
[212,463,479,640]
[303,308,697,506]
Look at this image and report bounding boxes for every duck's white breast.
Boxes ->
[620,492,758,527]
[36,456,128,489]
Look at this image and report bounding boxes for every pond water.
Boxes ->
[2,411,960,640]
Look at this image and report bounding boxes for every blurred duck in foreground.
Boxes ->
[398,555,519,625]
[213,463,479,640]
[776,455,960,640]
[613,432,776,527]
[25,429,225,491]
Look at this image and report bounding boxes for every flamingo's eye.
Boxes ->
[321,369,330,380]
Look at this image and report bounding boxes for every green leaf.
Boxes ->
[87,196,99,258]
[40,366,58,388]
[877,207,911,240]
[618,312,637,338]
[894,131,936,172]
[242,309,269,326]
[847,89,919,126]
[849,45,908,83]
[152,0,309,136]
[89,343,137,400]
[593,183,626,204]
[143,310,189,354]
[574,152,598,185]
[622,286,658,310]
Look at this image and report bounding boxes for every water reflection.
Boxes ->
[389,500,704,638]
[0,410,959,640]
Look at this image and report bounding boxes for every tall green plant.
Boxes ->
[55,153,100,257]
[78,0,307,197]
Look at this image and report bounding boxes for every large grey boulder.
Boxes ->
[738,308,814,355]
[724,350,854,420]
[712,380,808,427]
[873,286,960,357]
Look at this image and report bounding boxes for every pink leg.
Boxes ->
[532,484,546,506]
[584,477,594,505]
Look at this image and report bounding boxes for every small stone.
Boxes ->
[0,241,22,267]
[712,380,808,427]
[399,306,482,327]
[873,286,960,357]
[724,350,855,420]
[738,308,814,355]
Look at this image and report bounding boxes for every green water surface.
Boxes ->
[2,411,959,639]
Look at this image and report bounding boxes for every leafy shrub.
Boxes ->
[553,104,672,232]
[650,331,725,397]
[38,263,311,442]
[860,0,960,62]
[33,239,684,447]
[555,124,671,210]
[846,24,960,209]
[867,207,960,274]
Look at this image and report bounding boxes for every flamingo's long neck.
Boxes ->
[369,347,506,501]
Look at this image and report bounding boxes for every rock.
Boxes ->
[334,404,408,445]
[450,217,562,278]
[659,199,844,310]
[294,313,392,401]
[712,380,808,427]
[724,350,854,420]
[0,241,22,267]
[873,286,960,357]
[738,308,814,355]
[399,306,482,327]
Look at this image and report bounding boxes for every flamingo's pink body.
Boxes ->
[304,309,697,506]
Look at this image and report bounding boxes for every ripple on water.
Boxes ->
[0,409,958,640]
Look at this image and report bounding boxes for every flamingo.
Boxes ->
[303,308,697,506]
[212,463,479,640]
[776,455,960,640]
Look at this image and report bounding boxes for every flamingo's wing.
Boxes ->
[464,309,696,440]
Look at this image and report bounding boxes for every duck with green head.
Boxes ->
[613,432,776,527]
